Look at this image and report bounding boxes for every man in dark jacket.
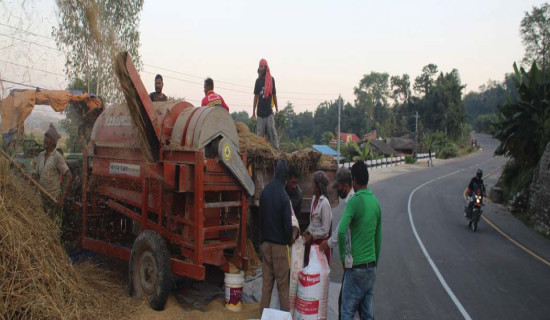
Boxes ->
[260,160,292,312]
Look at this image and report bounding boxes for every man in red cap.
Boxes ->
[36,123,73,223]
[252,59,279,149]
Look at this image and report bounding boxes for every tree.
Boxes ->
[53,0,144,102]
[351,141,372,162]
[231,111,250,124]
[521,3,550,73]
[494,62,550,169]
[391,74,412,105]
[321,131,334,145]
[355,72,391,107]
[354,72,391,133]
[413,64,439,97]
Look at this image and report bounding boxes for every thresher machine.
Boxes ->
[79,53,254,310]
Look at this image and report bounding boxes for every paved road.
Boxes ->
[329,134,550,319]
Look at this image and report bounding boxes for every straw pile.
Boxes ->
[235,121,336,175]
[0,158,138,319]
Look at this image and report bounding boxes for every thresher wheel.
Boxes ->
[129,230,171,311]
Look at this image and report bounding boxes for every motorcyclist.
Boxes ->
[465,168,486,218]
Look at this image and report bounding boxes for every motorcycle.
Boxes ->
[467,192,483,232]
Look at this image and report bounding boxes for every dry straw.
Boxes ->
[0,158,139,319]
[235,121,336,175]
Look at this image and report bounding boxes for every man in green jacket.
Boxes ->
[337,160,381,320]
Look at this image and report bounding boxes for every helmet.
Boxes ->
[476,168,483,179]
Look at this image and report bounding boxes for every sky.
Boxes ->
[0,0,547,116]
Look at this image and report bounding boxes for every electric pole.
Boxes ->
[414,111,420,154]
[337,95,342,166]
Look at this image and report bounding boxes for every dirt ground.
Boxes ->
[134,296,261,320]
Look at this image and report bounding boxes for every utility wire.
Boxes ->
[0,22,341,103]
[145,63,339,96]
[0,59,65,77]
[0,33,60,51]
[0,22,55,41]
[0,78,44,89]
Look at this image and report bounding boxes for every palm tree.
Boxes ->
[351,141,372,162]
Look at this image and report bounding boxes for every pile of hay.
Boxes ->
[235,121,336,175]
[0,159,138,319]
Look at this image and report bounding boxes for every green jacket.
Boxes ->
[338,188,381,266]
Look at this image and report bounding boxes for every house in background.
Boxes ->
[331,132,360,145]
[312,144,344,162]
[387,132,416,154]
[366,140,398,157]
[362,130,378,142]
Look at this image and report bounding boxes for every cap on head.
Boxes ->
[332,167,352,189]
[45,123,61,143]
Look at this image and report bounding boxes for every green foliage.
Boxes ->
[437,142,459,159]
[321,131,334,145]
[499,160,535,201]
[53,0,144,103]
[473,113,498,134]
[341,142,354,162]
[350,141,371,162]
[413,64,438,96]
[231,111,250,124]
[521,3,550,73]
[391,74,412,105]
[430,131,459,159]
[494,62,550,169]
[405,155,416,164]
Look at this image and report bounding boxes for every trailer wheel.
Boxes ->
[129,230,171,311]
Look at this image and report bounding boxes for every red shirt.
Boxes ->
[201,90,229,112]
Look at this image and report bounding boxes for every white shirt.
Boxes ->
[307,194,332,240]
[328,189,355,248]
[36,150,69,199]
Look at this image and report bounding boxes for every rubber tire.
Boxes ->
[471,220,478,232]
[129,230,171,311]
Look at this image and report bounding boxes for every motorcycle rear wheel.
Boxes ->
[470,220,478,232]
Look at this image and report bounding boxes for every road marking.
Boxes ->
[481,216,550,267]
[408,169,472,320]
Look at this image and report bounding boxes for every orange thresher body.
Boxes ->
[79,53,254,309]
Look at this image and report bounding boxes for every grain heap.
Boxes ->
[0,158,138,319]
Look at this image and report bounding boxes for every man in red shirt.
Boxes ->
[201,78,229,112]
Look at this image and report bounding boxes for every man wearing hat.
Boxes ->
[36,123,73,214]
[319,166,355,320]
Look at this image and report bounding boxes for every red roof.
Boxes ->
[337,133,360,143]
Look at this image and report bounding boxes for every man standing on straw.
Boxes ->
[36,123,73,224]
[252,59,279,149]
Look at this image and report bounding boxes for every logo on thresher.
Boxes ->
[223,143,232,161]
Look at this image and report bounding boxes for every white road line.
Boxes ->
[407,169,472,320]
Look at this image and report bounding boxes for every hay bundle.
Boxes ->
[235,121,336,176]
[235,121,275,164]
[0,159,137,319]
